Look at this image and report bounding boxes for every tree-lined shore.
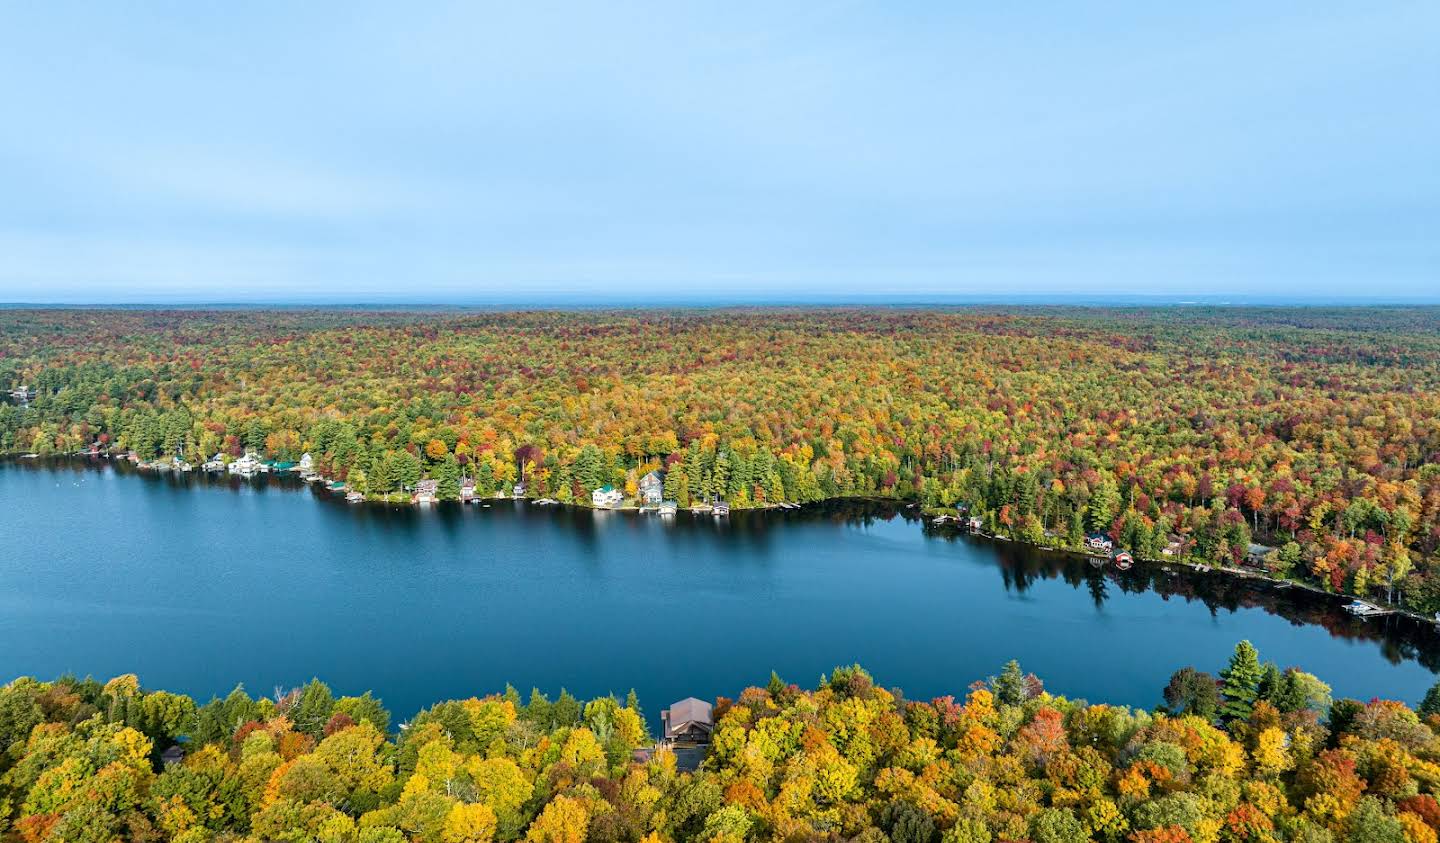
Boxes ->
[3,644,1440,841]
[3,307,1439,611]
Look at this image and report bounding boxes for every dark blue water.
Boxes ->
[3,458,1436,724]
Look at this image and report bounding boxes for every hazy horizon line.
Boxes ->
[5,292,1440,310]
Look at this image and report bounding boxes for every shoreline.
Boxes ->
[7,451,1432,630]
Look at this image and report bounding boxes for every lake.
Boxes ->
[2,457,1437,725]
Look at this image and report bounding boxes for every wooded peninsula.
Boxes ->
[3,307,1438,611]
[3,645,1440,842]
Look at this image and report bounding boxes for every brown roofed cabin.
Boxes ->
[661,697,714,743]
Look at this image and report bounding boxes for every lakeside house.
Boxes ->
[413,479,439,505]
[661,697,714,744]
[203,453,225,472]
[1161,539,1183,557]
[592,485,624,508]
[297,453,314,474]
[659,500,678,516]
[228,452,262,476]
[460,477,477,502]
[639,470,665,504]
[9,385,35,401]
[712,501,730,516]
[1084,533,1114,553]
[1246,543,1275,568]
[513,481,527,497]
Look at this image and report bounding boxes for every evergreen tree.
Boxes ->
[1419,680,1440,718]
[993,660,1026,706]
[1255,662,1283,706]
[1272,669,1311,714]
[436,454,461,501]
[1087,476,1121,533]
[1219,640,1264,721]
[290,679,336,737]
[551,689,581,727]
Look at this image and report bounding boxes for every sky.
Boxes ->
[1,2,1437,303]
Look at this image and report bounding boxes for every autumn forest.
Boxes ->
[5,646,1440,842]
[3,307,1439,611]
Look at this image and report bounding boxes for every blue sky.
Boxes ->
[1,2,1436,303]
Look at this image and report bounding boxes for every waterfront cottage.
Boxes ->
[297,452,314,473]
[1085,533,1113,552]
[228,452,262,476]
[460,477,477,502]
[513,481,527,497]
[1246,543,1275,567]
[413,479,439,504]
[592,485,624,508]
[639,470,665,504]
[661,697,714,743]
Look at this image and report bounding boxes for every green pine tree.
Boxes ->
[1219,640,1264,721]
[993,660,1026,706]
[435,454,461,501]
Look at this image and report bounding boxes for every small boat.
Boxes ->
[712,502,730,517]
[345,491,365,503]
[1344,600,1387,618]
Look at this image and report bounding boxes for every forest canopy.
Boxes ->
[2,307,1439,608]
[3,644,1440,842]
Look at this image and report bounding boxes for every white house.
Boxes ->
[298,452,314,473]
[592,486,624,509]
[228,452,262,476]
